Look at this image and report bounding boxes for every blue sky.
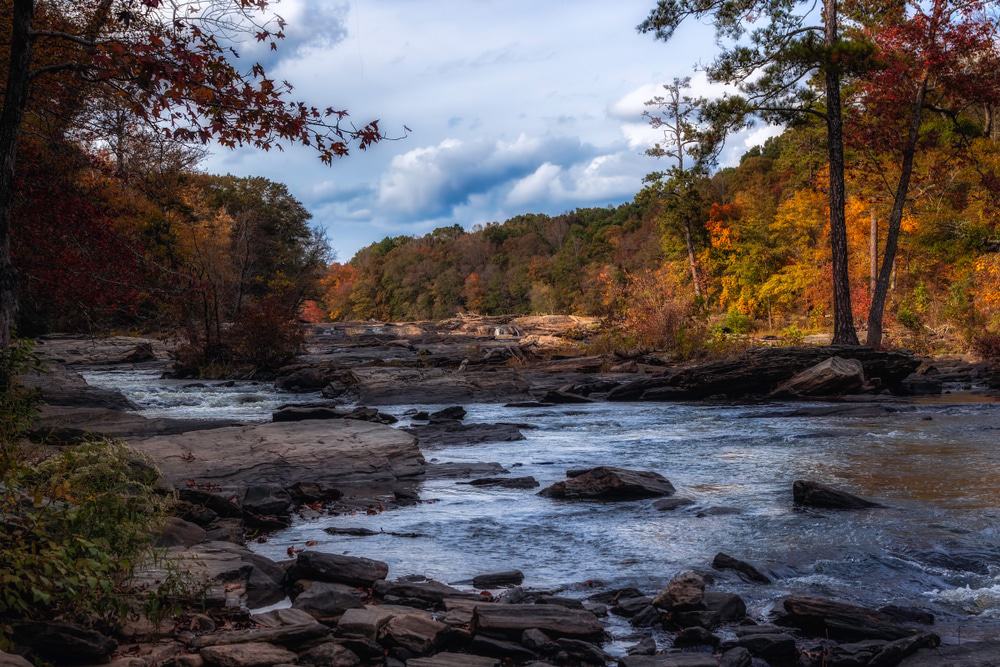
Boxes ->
[203,0,781,259]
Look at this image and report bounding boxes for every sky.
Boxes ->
[202,0,782,260]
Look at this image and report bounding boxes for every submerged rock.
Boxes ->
[712,552,771,584]
[472,570,525,588]
[429,405,466,421]
[464,476,539,489]
[652,497,695,511]
[793,480,882,510]
[405,421,525,448]
[539,466,675,501]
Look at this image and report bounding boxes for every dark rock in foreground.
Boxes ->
[712,552,771,584]
[12,621,116,664]
[272,404,397,424]
[793,479,882,510]
[291,551,389,587]
[472,570,525,588]
[470,603,604,640]
[464,476,539,489]
[776,595,937,642]
[539,466,675,501]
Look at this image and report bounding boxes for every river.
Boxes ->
[85,368,1000,644]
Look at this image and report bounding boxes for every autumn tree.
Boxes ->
[639,0,874,344]
[0,0,386,354]
[854,0,1000,346]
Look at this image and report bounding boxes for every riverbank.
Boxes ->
[6,329,1000,666]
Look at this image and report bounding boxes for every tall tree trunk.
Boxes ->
[866,76,929,348]
[869,208,878,299]
[823,0,859,345]
[683,220,702,298]
[0,0,35,354]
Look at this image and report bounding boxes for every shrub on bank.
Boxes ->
[0,346,169,645]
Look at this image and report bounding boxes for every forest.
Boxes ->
[323,118,1000,355]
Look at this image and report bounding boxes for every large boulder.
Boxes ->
[292,581,366,622]
[771,356,866,397]
[539,467,675,501]
[470,603,604,640]
[12,622,116,664]
[793,480,882,510]
[0,652,32,667]
[776,595,935,642]
[292,551,389,587]
[378,614,448,655]
[652,571,705,611]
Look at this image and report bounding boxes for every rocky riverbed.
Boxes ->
[8,325,1000,667]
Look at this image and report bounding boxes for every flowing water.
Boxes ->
[84,370,1000,642]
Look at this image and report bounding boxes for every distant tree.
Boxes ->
[0,0,387,353]
[643,77,711,298]
[854,0,1000,346]
[639,0,875,344]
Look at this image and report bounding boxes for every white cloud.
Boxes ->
[201,0,724,257]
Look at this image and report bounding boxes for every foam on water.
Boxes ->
[82,368,324,421]
[84,368,1000,636]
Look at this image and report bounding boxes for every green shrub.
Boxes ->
[721,308,754,335]
[0,343,168,640]
[1,439,167,632]
[896,305,923,332]
[781,324,805,346]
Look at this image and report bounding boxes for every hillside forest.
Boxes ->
[3,0,1000,368]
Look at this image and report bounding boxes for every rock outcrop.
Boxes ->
[130,419,424,493]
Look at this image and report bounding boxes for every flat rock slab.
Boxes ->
[470,603,604,640]
[404,422,525,448]
[350,367,532,404]
[33,405,237,440]
[619,655,719,667]
[899,640,1000,666]
[34,335,169,365]
[408,652,500,667]
[200,642,296,667]
[130,420,424,491]
[539,466,675,501]
[23,368,136,410]
[777,595,925,641]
